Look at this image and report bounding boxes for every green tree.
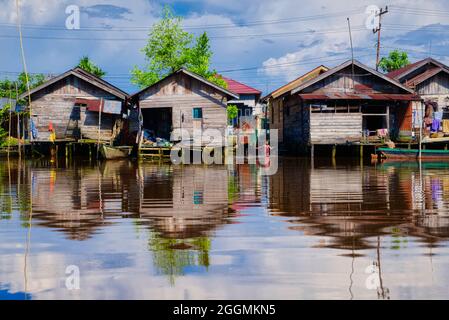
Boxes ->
[131,6,227,89]
[0,72,45,100]
[0,72,45,145]
[186,32,228,88]
[227,104,238,125]
[77,56,106,78]
[379,50,410,73]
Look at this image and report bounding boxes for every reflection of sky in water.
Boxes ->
[1,159,449,299]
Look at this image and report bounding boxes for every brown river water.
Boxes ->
[0,157,449,300]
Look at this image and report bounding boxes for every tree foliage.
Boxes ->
[132,6,227,89]
[379,50,410,73]
[77,56,106,78]
[0,72,45,100]
[186,32,228,88]
[0,72,45,144]
[227,104,238,124]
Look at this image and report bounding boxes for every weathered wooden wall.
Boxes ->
[31,75,123,141]
[310,113,362,145]
[138,73,228,142]
[416,73,449,95]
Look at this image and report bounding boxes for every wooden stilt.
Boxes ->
[311,144,315,169]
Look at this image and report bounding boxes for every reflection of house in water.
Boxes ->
[138,165,230,238]
[379,162,449,240]
[137,164,232,284]
[31,161,140,240]
[269,159,449,251]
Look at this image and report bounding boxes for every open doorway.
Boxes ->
[141,108,172,140]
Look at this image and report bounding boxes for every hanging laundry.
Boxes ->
[377,128,388,137]
[30,118,38,139]
[434,111,443,121]
[431,119,441,132]
[443,120,449,134]
[48,122,56,142]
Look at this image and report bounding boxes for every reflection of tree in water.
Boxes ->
[0,159,31,223]
[148,232,211,285]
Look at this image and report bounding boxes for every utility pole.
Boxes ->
[347,18,355,91]
[373,6,388,71]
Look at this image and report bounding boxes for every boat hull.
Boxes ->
[100,145,132,160]
[378,148,449,161]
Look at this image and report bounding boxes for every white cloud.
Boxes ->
[2,0,449,94]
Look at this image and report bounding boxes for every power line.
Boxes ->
[0,25,369,42]
[0,8,365,32]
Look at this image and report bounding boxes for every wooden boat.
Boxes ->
[378,147,449,161]
[100,145,133,160]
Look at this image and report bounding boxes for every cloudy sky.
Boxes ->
[1,0,449,95]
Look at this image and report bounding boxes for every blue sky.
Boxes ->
[1,0,449,95]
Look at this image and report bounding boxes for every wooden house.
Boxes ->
[262,65,328,149]
[19,67,128,143]
[388,57,449,134]
[130,68,239,146]
[266,60,420,154]
[221,76,262,127]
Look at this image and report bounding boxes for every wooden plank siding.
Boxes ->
[310,113,362,145]
[30,74,124,142]
[136,72,229,143]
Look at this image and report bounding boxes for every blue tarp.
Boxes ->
[15,104,26,112]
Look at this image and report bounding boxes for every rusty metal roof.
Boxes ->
[299,92,421,101]
[405,67,447,87]
[387,57,449,81]
[291,60,414,95]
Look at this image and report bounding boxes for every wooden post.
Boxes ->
[332,144,337,159]
[359,144,364,159]
[311,144,315,166]
[15,82,21,157]
[7,86,12,157]
[419,101,423,160]
[97,98,103,160]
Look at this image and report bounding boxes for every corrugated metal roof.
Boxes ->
[221,76,261,95]
[387,57,449,81]
[131,68,239,100]
[262,65,328,101]
[299,93,421,101]
[387,59,425,79]
[75,98,122,114]
[291,60,414,95]
[406,67,446,87]
[19,68,128,101]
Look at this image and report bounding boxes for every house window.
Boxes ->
[193,108,203,119]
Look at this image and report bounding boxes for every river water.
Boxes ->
[0,157,449,300]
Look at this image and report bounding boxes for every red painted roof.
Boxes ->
[221,76,261,96]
